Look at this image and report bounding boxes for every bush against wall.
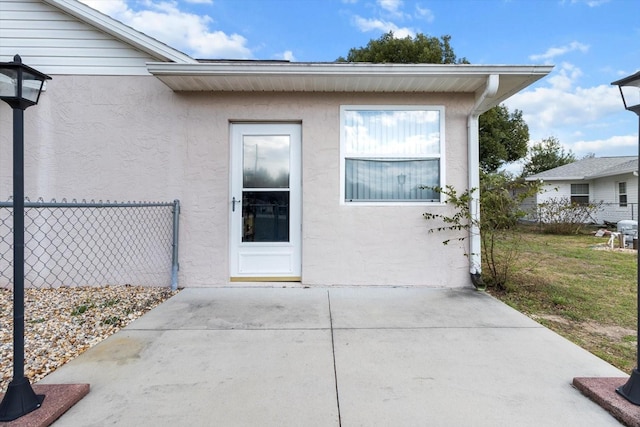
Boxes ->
[536,197,602,234]
[423,173,540,290]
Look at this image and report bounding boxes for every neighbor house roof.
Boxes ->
[525,156,638,181]
[146,61,553,113]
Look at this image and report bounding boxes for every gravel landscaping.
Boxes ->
[0,285,178,391]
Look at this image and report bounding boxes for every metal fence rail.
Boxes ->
[0,198,180,290]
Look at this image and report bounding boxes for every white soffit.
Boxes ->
[147,62,553,108]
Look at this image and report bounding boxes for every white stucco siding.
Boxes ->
[536,182,568,203]
[592,174,636,204]
[1,76,474,287]
[0,0,159,75]
[592,173,638,222]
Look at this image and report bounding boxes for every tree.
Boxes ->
[336,32,468,64]
[479,105,529,173]
[521,136,576,177]
[338,32,529,171]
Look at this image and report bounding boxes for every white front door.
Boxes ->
[230,123,301,280]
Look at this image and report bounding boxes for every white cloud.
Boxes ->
[529,41,589,61]
[572,135,636,153]
[81,0,129,17]
[569,0,611,6]
[378,0,403,13]
[506,84,621,134]
[415,5,435,23]
[353,16,414,37]
[546,62,582,91]
[504,63,623,142]
[277,50,296,61]
[377,0,409,19]
[79,0,252,59]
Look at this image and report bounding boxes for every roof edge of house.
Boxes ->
[145,62,554,76]
[524,176,586,182]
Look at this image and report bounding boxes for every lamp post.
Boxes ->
[0,54,51,421]
[612,70,640,405]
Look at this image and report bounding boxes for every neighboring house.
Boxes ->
[524,156,638,224]
[0,0,552,287]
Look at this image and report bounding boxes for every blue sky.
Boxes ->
[81,0,640,172]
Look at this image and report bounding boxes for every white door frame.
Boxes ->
[229,123,301,281]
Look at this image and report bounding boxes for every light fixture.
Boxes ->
[0,54,51,421]
[612,70,640,405]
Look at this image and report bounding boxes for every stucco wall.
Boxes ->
[0,75,475,287]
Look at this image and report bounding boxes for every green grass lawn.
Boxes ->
[488,225,637,372]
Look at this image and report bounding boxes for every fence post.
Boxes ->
[171,199,180,291]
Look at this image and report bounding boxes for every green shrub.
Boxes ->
[535,197,601,234]
[423,173,540,290]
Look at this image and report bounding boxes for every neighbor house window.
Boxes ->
[618,182,628,207]
[570,183,590,205]
[340,106,444,203]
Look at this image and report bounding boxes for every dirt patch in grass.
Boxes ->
[488,228,638,372]
[534,314,635,341]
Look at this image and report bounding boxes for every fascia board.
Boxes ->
[524,176,586,182]
[44,0,196,64]
[146,62,553,77]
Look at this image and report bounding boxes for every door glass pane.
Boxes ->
[242,191,290,242]
[243,135,290,188]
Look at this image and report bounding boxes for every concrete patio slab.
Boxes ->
[328,287,540,328]
[334,327,624,426]
[129,287,331,330]
[35,287,628,426]
[40,329,338,426]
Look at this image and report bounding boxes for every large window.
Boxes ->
[570,183,590,205]
[340,106,444,203]
[618,182,628,207]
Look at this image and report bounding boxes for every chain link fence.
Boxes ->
[598,202,638,223]
[0,198,180,289]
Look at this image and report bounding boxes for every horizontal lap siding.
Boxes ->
[0,0,157,75]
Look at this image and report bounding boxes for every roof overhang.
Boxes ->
[587,168,638,179]
[147,62,553,113]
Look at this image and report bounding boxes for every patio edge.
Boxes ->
[573,377,640,427]
[0,383,89,427]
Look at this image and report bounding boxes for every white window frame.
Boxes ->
[339,105,446,206]
[618,181,628,207]
[570,183,590,205]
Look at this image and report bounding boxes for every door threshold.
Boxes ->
[230,276,302,282]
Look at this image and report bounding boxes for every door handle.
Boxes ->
[232,197,239,212]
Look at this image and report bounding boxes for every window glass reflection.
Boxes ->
[345,159,439,201]
[243,135,290,188]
